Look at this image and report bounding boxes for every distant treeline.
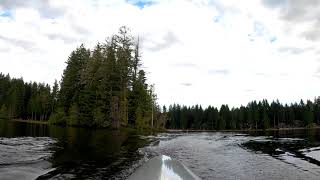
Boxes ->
[0,27,166,129]
[0,73,58,121]
[165,99,320,130]
[2,27,320,131]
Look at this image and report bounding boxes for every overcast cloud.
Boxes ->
[1,0,320,107]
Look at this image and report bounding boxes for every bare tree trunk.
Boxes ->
[151,105,153,128]
[111,96,120,129]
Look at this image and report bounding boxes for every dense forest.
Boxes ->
[0,27,166,129]
[1,27,320,131]
[165,99,320,130]
[0,73,58,121]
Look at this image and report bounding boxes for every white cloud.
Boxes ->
[1,0,320,108]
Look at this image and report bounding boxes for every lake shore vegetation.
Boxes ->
[1,27,320,131]
[0,27,166,130]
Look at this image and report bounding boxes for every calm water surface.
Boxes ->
[1,120,320,179]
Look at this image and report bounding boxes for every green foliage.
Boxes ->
[10,26,320,132]
[303,110,313,126]
[0,27,162,130]
[0,104,8,120]
[58,45,90,114]
[166,99,320,130]
[47,27,161,129]
[219,105,229,130]
[93,107,110,127]
[263,110,270,129]
[67,103,79,126]
[306,123,318,128]
[0,73,56,121]
[48,107,65,125]
[135,106,143,129]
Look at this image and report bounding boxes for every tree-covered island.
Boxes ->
[1,27,320,131]
[0,27,166,129]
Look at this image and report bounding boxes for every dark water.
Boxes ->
[143,131,320,179]
[1,120,320,179]
[0,120,151,179]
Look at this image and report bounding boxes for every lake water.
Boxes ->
[1,120,320,179]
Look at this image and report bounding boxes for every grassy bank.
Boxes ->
[10,119,163,133]
[12,119,49,125]
[166,126,320,133]
[10,119,320,133]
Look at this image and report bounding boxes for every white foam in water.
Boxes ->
[0,137,57,180]
[141,132,320,180]
[302,147,320,161]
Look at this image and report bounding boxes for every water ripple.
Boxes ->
[0,137,57,180]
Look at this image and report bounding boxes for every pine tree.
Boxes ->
[58,44,90,116]
[0,27,163,129]
[51,80,59,113]
[0,104,8,120]
[77,44,103,126]
[68,103,79,126]
[263,110,270,129]
[218,105,229,130]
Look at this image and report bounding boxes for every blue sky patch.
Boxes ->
[269,36,277,43]
[249,21,277,43]
[213,16,221,23]
[131,1,154,9]
[0,10,12,17]
[253,22,265,36]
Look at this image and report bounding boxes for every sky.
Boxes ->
[1,0,320,108]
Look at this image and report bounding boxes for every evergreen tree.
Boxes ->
[263,110,270,129]
[0,104,8,120]
[58,44,90,116]
[51,80,59,113]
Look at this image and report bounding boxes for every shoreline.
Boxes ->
[12,119,49,125]
[165,127,320,133]
[10,119,320,132]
